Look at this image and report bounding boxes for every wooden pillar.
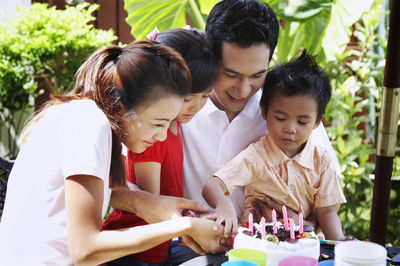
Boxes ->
[370,0,400,246]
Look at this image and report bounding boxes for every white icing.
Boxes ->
[233,224,320,266]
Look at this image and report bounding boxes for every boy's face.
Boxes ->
[210,42,270,120]
[262,93,323,158]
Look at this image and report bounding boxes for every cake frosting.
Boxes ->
[233,222,320,266]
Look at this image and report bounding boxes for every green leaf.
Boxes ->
[322,0,374,60]
[124,0,207,40]
[337,136,346,156]
[125,0,188,40]
[279,0,332,21]
[349,167,365,176]
[198,0,219,15]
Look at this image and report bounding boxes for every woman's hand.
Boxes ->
[186,218,228,254]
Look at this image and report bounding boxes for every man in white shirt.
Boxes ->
[181,0,338,221]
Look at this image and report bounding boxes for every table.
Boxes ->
[179,242,400,266]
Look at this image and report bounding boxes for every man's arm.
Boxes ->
[110,184,209,224]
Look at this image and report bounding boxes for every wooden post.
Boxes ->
[370,0,400,246]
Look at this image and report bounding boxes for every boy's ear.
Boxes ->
[314,114,324,129]
[260,106,267,121]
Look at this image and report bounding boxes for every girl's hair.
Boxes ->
[22,40,191,187]
[155,28,218,93]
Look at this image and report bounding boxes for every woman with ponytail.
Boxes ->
[0,40,224,265]
[102,28,219,266]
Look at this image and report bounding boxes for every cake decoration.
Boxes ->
[233,206,320,266]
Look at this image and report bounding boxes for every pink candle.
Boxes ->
[299,212,304,234]
[282,205,289,230]
[289,218,295,239]
[260,217,266,239]
[272,209,277,234]
[249,212,254,233]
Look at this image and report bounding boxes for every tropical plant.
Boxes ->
[322,1,400,245]
[124,0,373,62]
[0,3,117,159]
[124,0,217,40]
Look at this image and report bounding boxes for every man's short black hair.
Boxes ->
[205,0,279,61]
[260,50,332,119]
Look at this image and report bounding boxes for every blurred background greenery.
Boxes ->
[0,0,398,246]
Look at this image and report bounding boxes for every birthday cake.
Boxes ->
[233,221,320,266]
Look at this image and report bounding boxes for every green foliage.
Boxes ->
[0,3,117,158]
[124,0,217,40]
[268,0,374,62]
[322,1,400,245]
[124,0,373,62]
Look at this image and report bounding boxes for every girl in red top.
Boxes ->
[102,28,218,266]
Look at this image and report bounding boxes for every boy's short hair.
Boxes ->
[205,0,279,61]
[260,50,332,119]
[156,28,218,93]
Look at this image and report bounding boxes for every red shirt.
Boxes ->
[102,122,183,263]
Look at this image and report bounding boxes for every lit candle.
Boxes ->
[289,218,295,239]
[249,212,254,233]
[299,212,304,234]
[261,217,266,239]
[272,209,277,234]
[282,205,289,230]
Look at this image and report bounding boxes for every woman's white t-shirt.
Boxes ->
[0,100,112,265]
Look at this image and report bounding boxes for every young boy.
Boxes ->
[202,51,346,241]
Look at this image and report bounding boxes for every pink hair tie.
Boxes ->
[146,27,160,41]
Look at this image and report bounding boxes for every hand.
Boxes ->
[150,195,210,222]
[198,204,238,239]
[111,187,210,224]
[178,236,206,255]
[187,218,229,254]
[201,203,238,238]
[214,204,238,238]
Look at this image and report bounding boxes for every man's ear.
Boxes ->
[314,114,324,129]
[261,106,267,121]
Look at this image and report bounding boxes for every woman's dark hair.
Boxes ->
[155,28,218,93]
[260,50,332,120]
[27,40,191,187]
[205,0,279,61]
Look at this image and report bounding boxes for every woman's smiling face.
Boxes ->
[121,94,183,153]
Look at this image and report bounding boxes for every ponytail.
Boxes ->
[21,40,191,189]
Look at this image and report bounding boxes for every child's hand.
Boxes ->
[214,204,238,238]
[201,177,238,237]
